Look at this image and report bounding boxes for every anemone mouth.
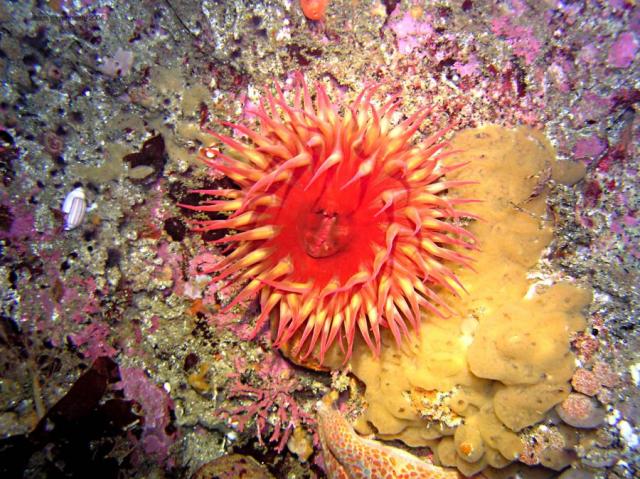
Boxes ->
[299,207,352,259]
[185,73,477,364]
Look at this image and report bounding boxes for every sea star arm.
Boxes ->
[317,398,460,479]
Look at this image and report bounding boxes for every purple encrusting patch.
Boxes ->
[454,55,481,77]
[607,31,638,68]
[574,136,607,163]
[69,322,117,360]
[388,11,434,55]
[116,367,178,466]
[491,15,541,65]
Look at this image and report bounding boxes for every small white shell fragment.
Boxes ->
[62,186,86,231]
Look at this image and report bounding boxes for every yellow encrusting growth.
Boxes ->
[349,126,591,477]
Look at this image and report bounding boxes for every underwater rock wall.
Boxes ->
[0,1,637,478]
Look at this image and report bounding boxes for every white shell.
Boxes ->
[62,187,86,231]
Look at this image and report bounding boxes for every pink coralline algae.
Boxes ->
[221,355,316,452]
[389,11,434,55]
[50,273,111,353]
[491,15,541,65]
[556,393,606,429]
[69,322,117,360]
[57,275,102,322]
[593,362,620,388]
[571,368,601,397]
[116,367,178,466]
[547,52,575,93]
[571,92,613,127]
[185,251,245,305]
[607,32,638,68]
[571,364,621,400]
[454,55,481,77]
[98,47,135,77]
[184,251,225,300]
[578,43,599,64]
[0,200,35,246]
[574,135,607,163]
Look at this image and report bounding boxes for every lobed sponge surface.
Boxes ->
[349,125,590,477]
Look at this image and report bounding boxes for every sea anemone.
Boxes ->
[300,0,329,21]
[183,74,476,363]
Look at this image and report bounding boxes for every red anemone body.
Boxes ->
[184,75,476,363]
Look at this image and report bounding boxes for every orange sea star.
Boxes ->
[317,399,459,478]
